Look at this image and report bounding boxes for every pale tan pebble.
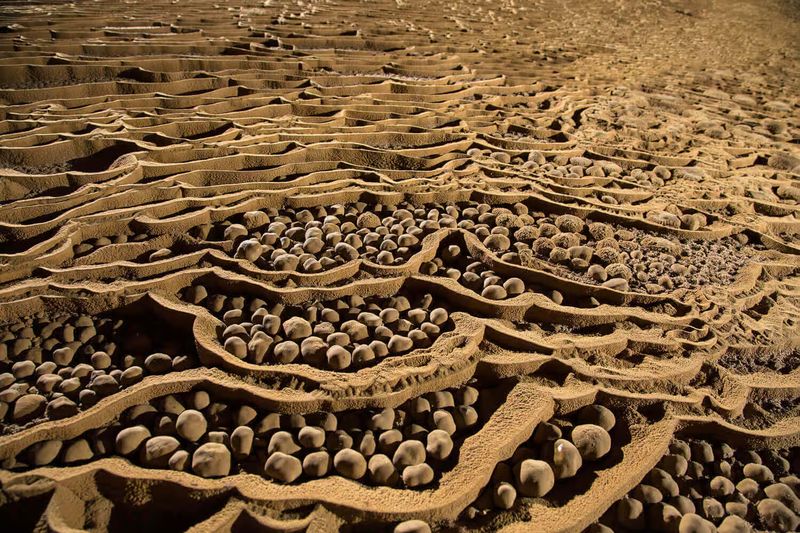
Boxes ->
[176,409,207,442]
[718,515,753,533]
[326,345,352,370]
[710,475,735,497]
[334,448,367,479]
[659,454,689,477]
[633,484,663,504]
[224,224,248,241]
[532,422,562,443]
[669,495,696,515]
[514,459,555,497]
[190,390,211,410]
[493,481,517,509]
[265,451,302,483]
[743,462,774,483]
[13,393,47,423]
[388,335,414,354]
[432,410,457,435]
[268,431,300,455]
[551,439,582,479]
[303,450,331,477]
[426,429,454,461]
[282,317,312,340]
[571,424,611,461]
[90,351,112,370]
[757,498,798,532]
[191,443,230,478]
[368,407,395,431]
[141,436,181,467]
[393,440,426,469]
[46,396,78,420]
[379,429,404,454]
[327,429,354,451]
[650,468,680,498]
[144,353,172,374]
[273,341,299,364]
[616,495,646,530]
[736,478,759,499]
[402,463,435,487]
[764,483,800,513]
[62,439,93,463]
[701,497,725,521]
[394,519,431,533]
[115,425,151,455]
[224,336,247,358]
[28,439,62,466]
[298,426,326,448]
[231,426,254,458]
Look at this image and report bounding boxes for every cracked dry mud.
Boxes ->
[0,0,799,531]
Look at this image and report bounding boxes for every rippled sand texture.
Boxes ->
[1,0,799,531]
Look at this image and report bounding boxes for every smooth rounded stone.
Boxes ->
[144,353,172,374]
[378,429,404,454]
[120,366,144,387]
[493,481,517,509]
[63,439,93,463]
[274,253,300,271]
[46,396,78,420]
[393,440,426,469]
[691,441,715,463]
[90,374,119,397]
[551,439,583,479]
[352,344,375,364]
[514,459,555,497]
[90,351,112,370]
[428,308,448,326]
[678,513,716,533]
[303,450,331,477]
[736,478,760,499]
[191,443,231,478]
[268,431,300,455]
[298,426,326,448]
[394,520,431,533]
[365,453,397,486]
[484,234,511,252]
[431,410,456,435]
[13,394,46,423]
[718,515,752,533]
[300,337,328,364]
[710,475,735,497]
[52,347,75,366]
[369,408,395,431]
[701,497,725,521]
[29,440,63,466]
[764,483,800,513]
[402,463,435,487]
[426,430,454,461]
[79,389,98,408]
[224,337,247,359]
[283,317,312,340]
[340,320,369,342]
[577,404,616,431]
[231,426,254,458]
[503,277,525,296]
[481,285,507,300]
[115,425,151,455]
[273,341,300,364]
[326,345,351,370]
[570,424,611,461]
[743,462,774,483]
[532,422,562,444]
[263,451,302,483]
[176,409,207,442]
[757,498,798,532]
[650,469,679,498]
[388,335,414,355]
[634,484,664,504]
[141,436,181,467]
[617,495,646,530]
[659,454,689,477]
[334,448,367,479]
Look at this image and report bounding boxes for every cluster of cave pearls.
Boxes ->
[0,0,799,531]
